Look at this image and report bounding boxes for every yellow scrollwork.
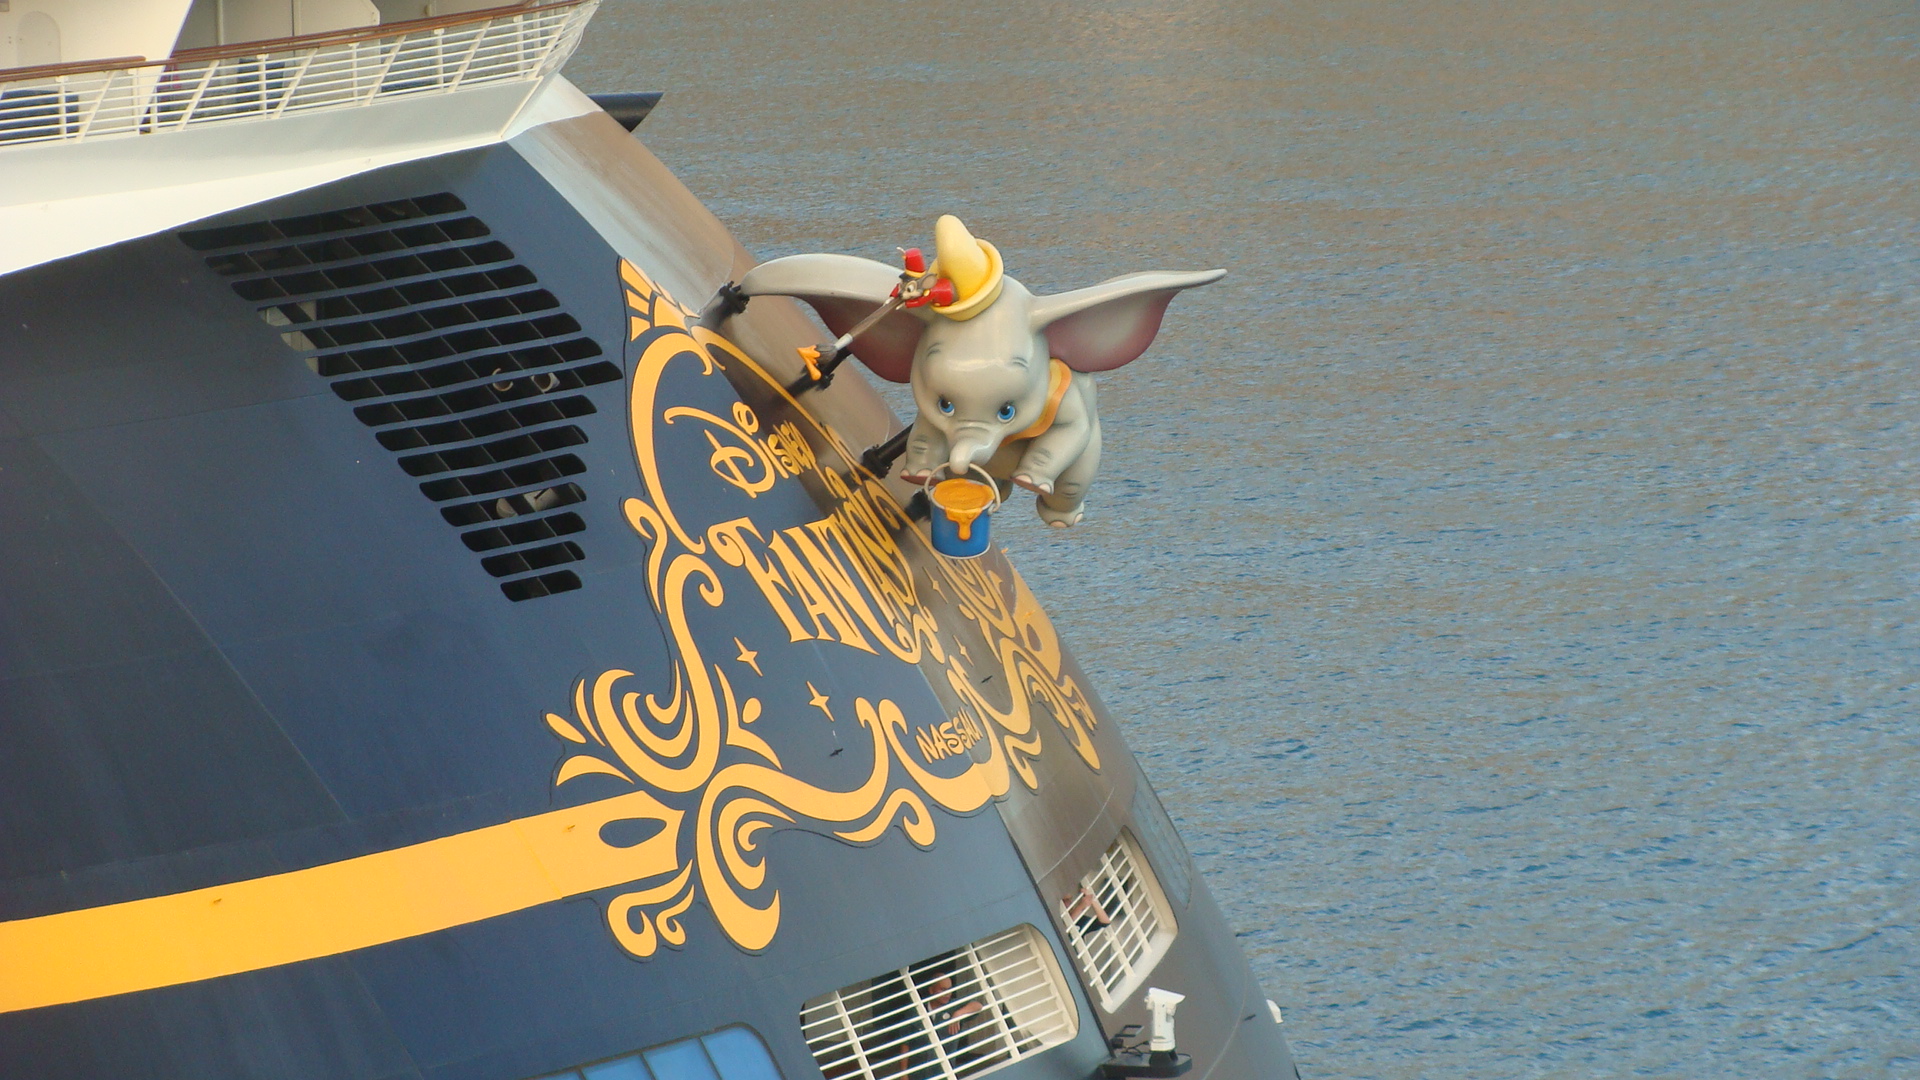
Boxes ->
[545,260,1106,959]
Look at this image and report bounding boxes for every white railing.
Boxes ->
[0,0,595,147]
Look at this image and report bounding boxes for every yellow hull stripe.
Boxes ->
[0,790,683,1014]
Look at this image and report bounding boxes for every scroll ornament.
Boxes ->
[543,261,1104,958]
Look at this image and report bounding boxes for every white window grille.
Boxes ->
[799,925,1078,1080]
[1059,831,1179,1013]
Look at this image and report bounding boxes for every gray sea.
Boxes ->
[568,3,1918,1076]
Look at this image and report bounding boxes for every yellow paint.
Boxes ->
[557,754,630,785]
[805,681,834,722]
[665,404,780,498]
[796,344,823,381]
[713,510,925,665]
[546,711,588,744]
[913,711,987,763]
[0,790,682,1014]
[834,789,934,845]
[716,665,781,768]
[932,478,996,540]
[0,258,1114,1015]
[733,637,763,677]
[782,525,902,656]
[764,531,874,650]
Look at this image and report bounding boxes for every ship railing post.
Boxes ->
[274,47,318,116]
[530,8,551,75]
[76,69,112,139]
[109,66,139,136]
[55,74,71,139]
[444,20,486,91]
[364,34,403,103]
[335,41,357,104]
[176,60,219,129]
[208,57,234,121]
[531,13,563,78]
[132,60,166,133]
[137,64,153,132]
[533,3,586,79]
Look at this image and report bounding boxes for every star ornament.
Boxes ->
[804,682,835,723]
[733,637,763,677]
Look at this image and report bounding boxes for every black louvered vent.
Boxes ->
[181,193,620,602]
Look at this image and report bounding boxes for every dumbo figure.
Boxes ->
[738,216,1222,526]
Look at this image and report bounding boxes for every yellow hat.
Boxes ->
[930,215,1004,320]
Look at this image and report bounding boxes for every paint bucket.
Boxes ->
[928,465,1000,558]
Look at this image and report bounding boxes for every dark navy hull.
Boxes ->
[0,112,1294,1080]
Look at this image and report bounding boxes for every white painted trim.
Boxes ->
[501,70,594,140]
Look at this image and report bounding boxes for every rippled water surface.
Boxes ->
[569,4,1918,1076]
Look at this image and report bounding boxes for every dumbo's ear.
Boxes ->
[736,253,929,383]
[1029,269,1226,372]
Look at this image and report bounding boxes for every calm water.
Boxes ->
[568,3,1918,1076]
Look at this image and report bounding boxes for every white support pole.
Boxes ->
[176,61,220,130]
[77,70,113,139]
[363,36,403,103]
[272,48,318,117]
[445,22,487,91]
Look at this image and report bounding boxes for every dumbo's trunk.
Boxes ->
[947,427,997,475]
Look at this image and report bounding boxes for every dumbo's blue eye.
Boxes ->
[938,396,955,414]
[997,402,1017,422]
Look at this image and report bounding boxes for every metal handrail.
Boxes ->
[0,0,596,147]
[0,56,149,82]
[164,1,560,66]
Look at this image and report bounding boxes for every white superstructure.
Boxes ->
[0,0,598,276]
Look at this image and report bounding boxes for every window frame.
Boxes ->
[1057,829,1181,1013]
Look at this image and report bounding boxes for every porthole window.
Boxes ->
[800,924,1078,1080]
[534,1024,782,1080]
[1058,831,1179,1013]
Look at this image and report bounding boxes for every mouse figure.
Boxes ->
[737,215,1222,527]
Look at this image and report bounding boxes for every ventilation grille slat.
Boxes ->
[418,453,586,502]
[800,925,1078,1080]
[227,239,519,297]
[254,268,541,324]
[179,194,473,252]
[395,424,588,478]
[276,288,562,350]
[182,192,618,602]
[440,482,586,527]
[1060,832,1180,1013]
[376,396,597,450]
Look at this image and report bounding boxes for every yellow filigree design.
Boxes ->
[545,260,1104,958]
